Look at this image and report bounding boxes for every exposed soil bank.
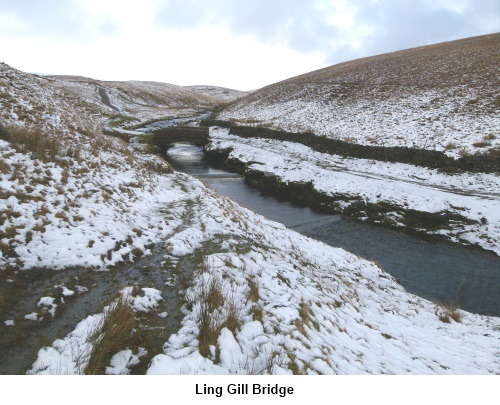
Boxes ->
[201,120,500,174]
[204,146,492,253]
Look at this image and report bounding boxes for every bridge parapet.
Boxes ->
[153,126,209,148]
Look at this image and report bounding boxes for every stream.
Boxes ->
[165,142,500,317]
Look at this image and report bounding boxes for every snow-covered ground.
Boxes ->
[45,75,221,129]
[0,136,190,269]
[27,176,500,374]
[0,62,205,270]
[184,85,249,103]
[207,127,500,255]
[217,87,500,158]
[28,286,162,375]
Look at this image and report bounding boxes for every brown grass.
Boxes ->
[247,278,260,303]
[299,301,312,324]
[143,159,173,174]
[196,278,244,358]
[2,123,138,169]
[3,226,17,239]
[223,296,241,333]
[5,125,61,162]
[252,303,263,322]
[198,302,221,358]
[89,135,116,156]
[202,278,221,307]
[197,278,225,357]
[287,352,304,375]
[84,296,136,375]
[472,141,491,148]
[435,303,462,323]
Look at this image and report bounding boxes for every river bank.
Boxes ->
[202,120,500,174]
[205,127,500,257]
[164,143,500,317]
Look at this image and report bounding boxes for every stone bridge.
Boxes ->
[153,126,209,149]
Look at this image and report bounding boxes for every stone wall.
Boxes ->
[201,120,500,173]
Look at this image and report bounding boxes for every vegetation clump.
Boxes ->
[435,303,462,323]
[84,295,137,375]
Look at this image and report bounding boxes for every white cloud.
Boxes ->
[0,0,498,89]
[0,22,324,90]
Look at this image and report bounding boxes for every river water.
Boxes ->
[165,143,500,317]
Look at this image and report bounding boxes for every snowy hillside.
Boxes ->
[1,62,499,375]
[46,74,223,129]
[27,178,500,375]
[0,62,177,270]
[216,34,500,158]
[185,85,248,103]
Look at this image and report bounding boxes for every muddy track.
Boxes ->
[0,201,198,374]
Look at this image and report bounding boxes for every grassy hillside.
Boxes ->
[217,34,500,158]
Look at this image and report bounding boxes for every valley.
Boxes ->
[0,34,499,375]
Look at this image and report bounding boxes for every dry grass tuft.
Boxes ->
[222,295,241,333]
[84,295,136,375]
[143,159,173,174]
[435,303,462,323]
[197,278,225,357]
[205,278,225,312]
[247,278,260,303]
[299,301,312,324]
[287,352,304,375]
[196,278,243,358]
[198,302,221,358]
[252,303,263,322]
[6,125,61,162]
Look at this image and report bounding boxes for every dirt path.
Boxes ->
[0,199,200,374]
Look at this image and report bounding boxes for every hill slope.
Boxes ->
[217,34,500,158]
[185,85,248,103]
[0,62,178,270]
[45,75,244,129]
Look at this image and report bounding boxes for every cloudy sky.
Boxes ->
[0,0,498,90]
